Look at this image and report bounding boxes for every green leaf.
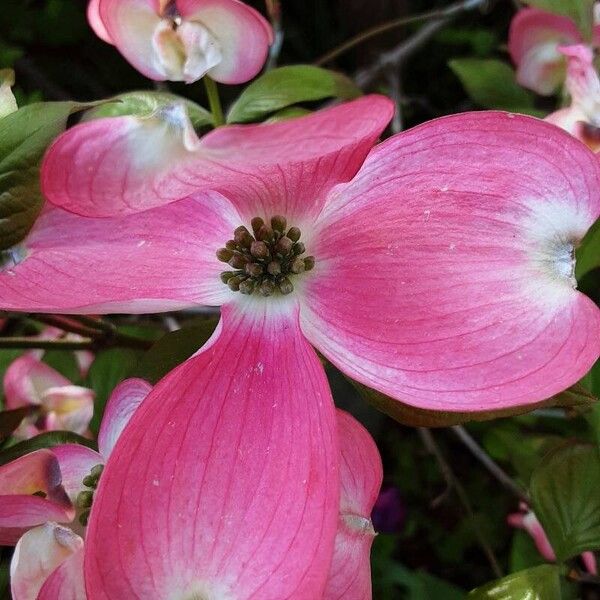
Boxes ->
[352,380,596,428]
[0,101,89,250]
[227,65,361,124]
[576,218,600,279]
[86,348,141,433]
[530,443,600,560]
[264,106,312,123]
[0,430,94,466]
[83,91,213,128]
[134,319,219,384]
[43,350,81,383]
[468,565,561,599]
[449,59,542,115]
[0,406,34,443]
[523,0,595,40]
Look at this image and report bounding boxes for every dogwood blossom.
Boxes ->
[1,100,598,596]
[87,0,272,84]
[509,7,600,95]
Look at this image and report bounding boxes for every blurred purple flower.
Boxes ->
[372,486,406,534]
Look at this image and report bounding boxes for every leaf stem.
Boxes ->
[203,76,225,126]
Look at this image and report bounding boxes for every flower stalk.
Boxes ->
[203,76,225,127]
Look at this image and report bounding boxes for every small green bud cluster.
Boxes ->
[77,463,104,526]
[217,215,315,296]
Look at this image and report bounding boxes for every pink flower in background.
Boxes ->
[31,326,94,378]
[508,7,600,95]
[546,45,600,152]
[1,103,599,596]
[3,355,94,439]
[508,502,597,575]
[7,378,151,600]
[87,0,272,83]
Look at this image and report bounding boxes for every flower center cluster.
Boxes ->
[217,216,315,296]
[77,464,104,526]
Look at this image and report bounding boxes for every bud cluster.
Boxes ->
[77,463,104,526]
[217,215,315,296]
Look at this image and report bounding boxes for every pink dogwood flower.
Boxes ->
[508,502,598,574]
[508,7,600,95]
[87,0,272,84]
[3,355,94,440]
[546,44,600,152]
[1,98,598,596]
[7,378,151,600]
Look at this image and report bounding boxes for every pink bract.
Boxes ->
[41,95,394,217]
[85,302,340,598]
[89,0,272,84]
[324,410,382,600]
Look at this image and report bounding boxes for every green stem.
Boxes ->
[203,76,225,127]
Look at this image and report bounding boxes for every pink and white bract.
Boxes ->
[3,355,94,439]
[41,95,391,217]
[546,44,600,152]
[508,7,600,95]
[88,0,272,84]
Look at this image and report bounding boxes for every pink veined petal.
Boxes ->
[41,104,202,218]
[301,111,600,411]
[324,410,382,600]
[97,378,152,458]
[97,0,168,80]
[42,386,95,435]
[41,95,393,218]
[177,0,272,84]
[0,194,240,314]
[508,8,582,95]
[0,450,73,545]
[37,548,86,600]
[10,524,83,600]
[85,300,339,599]
[52,445,104,504]
[87,0,114,44]
[4,355,71,409]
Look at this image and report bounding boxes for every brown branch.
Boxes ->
[451,425,529,502]
[315,0,490,68]
[418,427,504,579]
